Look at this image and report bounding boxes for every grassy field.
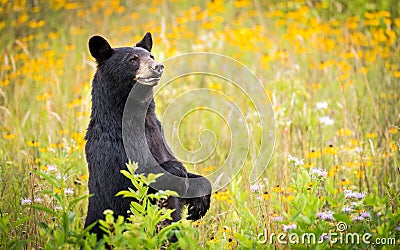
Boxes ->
[0,0,399,249]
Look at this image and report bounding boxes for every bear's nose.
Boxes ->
[150,63,164,75]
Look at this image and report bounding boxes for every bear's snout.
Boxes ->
[150,63,164,76]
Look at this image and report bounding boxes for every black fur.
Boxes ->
[84,33,211,240]
[145,99,211,220]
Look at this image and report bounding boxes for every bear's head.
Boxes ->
[88,33,164,93]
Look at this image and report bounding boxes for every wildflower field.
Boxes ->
[1,0,400,249]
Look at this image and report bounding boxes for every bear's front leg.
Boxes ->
[158,160,189,195]
[184,172,211,221]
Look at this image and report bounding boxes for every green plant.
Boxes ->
[98,162,199,249]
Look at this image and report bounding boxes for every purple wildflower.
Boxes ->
[310,168,328,178]
[287,153,304,167]
[319,233,330,241]
[271,215,284,222]
[344,189,366,200]
[21,198,32,205]
[250,183,262,192]
[341,206,353,213]
[64,188,74,195]
[317,211,335,221]
[283,223,297,232]
[352,216,364,221]
[46,164,58,172]
[360,212,371,218]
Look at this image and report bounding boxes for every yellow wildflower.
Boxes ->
[4,133,15,140]
[389,141,398,151]
[192,220,205,226]
[64,44,75,51]
[286,195,295,201]
[271,185,282,192]
[286,187,294,193]
[349,139,359,146]
[27,140,40,147]
[48,32,60,40]
[223,226,231,232]
[359,67,368,75]
[389,127,398,134]
[0,79,10,87]
[59,129,68,135]
[80,174,88,180]
[344,161,358,168]
[323,145,338,155]
[36,92,53,101]
[337,128,352,136]
[233,0,251,8]
[353,170,364,178]
[208,82,223,91]
[65,1,79,9]
[366,132,377,139]
[29,20,45,29]
[306,150,321,159]
[304,162,315,168]
[54,188,62,194]
[202,165,216,173]
[214,190,231,202]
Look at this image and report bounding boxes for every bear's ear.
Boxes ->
[135,32,152,52]
[89,36,114,62]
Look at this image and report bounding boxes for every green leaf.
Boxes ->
[8,239,28,250]
[12,216,32,228]
[68,211,76,224]
[325,196,338,207]
[130,178,143,190]
[53,194,63,205]
[158,223,180,241]
[80,221,97,236]
[333,213,351,225]
[98,220,110,230]
[138,187,149,199]
[116,215,125,225]
[120,170,134,181]
[377,225,383,235]
[325,177,334,195]
[41,189,57,196]
[116,190,138,198]
[146,173,164,185]
[298,214,312,225]
[33,170,59,187]
[38,221,49,230]
[62,211,69,236]
[291,209,303,221]
[131,201,145,214]
[68,194,92,210]
[163,190,179,197]
[247,212,258,226]
[27,204,57,216]
[126,161,139,173]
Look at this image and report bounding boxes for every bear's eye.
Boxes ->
[150,54,154,59]
[129,55,139,63]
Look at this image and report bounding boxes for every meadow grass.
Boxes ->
[0,0,399,249]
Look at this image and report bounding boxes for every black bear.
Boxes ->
[84,32,211,239]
